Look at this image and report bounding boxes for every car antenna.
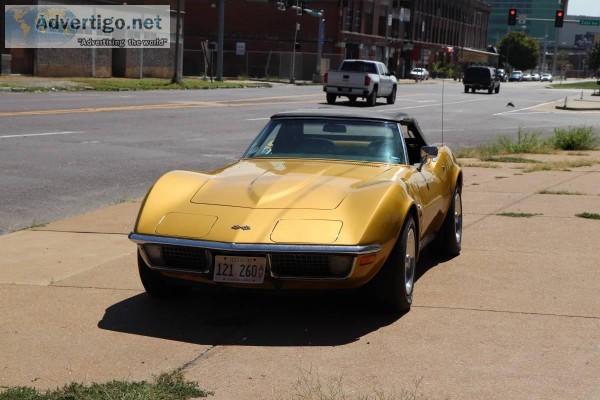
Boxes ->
[441,76,445,146]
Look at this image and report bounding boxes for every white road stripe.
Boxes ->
[380,98,491,112]
[0,131,83,139]
[493,100,557,116]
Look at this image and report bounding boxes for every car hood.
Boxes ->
[190,159,395,210]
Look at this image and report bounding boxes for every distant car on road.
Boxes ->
[531,73,541,81]
[463,66,500,94]
[496,69,507,82]
[323,60,397,106]
[509,71,523,82]
[522,73,532,81]
[541,73,553,82]
[410,68,430,81]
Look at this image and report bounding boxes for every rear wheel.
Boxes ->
[464,86,469,93]
[348,96,357,104]
[386,86,397,104]
[495,85,500,94]
[471,87,476,93]
[373,215,417,313]
[488,87,493,94]
[137,250,188,298]
[437,186,463,256]
[326,93,336,104]
[367,87,377,107]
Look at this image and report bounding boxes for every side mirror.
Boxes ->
[417,146,438,171]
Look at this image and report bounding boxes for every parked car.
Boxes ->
[522,73,532,81]
[410,68,430,81]
[531,73,541,81]
[496,69,507,82]
[130,109,463,313]
[323,60,397,106]
[463,66,500,94]
[509,71,523,82]
[541,73,553,82]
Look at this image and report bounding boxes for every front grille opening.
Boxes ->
[144,244,210,273]
[270,253,354,278]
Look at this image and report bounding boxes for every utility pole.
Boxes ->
[216,0,224,81]
[171,0,182,84]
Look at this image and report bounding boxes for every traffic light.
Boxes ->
[301,0,308,14]
[555,9,564,27]
[507,8,517,25]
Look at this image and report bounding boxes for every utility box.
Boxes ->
[1,54,11,75]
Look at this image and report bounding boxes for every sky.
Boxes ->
[567,0,600,17]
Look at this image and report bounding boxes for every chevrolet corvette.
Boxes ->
[129,109,462,312]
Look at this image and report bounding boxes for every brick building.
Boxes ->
[184,0,497,80]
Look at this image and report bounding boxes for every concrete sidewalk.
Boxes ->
[1,152,599,399]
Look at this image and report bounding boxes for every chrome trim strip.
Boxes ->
[129,233,381,254]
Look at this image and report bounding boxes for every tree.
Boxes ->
[586,42,600,76]
[498,31,540,71]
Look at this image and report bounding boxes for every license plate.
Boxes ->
[213,255,266,284]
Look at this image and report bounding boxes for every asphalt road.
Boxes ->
[1,80,599,234]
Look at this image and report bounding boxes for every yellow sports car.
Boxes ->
[129,110,462,312]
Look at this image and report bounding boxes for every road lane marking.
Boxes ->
[0,131,83,139]
[380,98,491,112]
[0,96,324,118]
[493,100,559,116]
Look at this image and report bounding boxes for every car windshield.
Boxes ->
[243,118,407,164]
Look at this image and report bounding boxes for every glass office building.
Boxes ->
[485,0,567,45]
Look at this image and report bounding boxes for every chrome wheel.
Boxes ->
[404,226,417,296]
[454,191,463,245]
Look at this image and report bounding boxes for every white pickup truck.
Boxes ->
[323,60,397,106]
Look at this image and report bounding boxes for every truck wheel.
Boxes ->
[386,86,396,104]
[348,96,357,103]
[495,85,500,94]
[326,93,336,104]
[488,87,493,94]
[471,87,476,93]
[464,86,469,93]
[367,88,377,107]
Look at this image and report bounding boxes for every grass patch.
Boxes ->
[576,212,600,220]
[497,212,543,218]
[537,189,585,195]
[523,159,597,172]
[0,371,211,400]
[69,77,264,91]
[549,81,600,90]
[278,369,432,400]
[548,126,598,150]
[481,156,541,163]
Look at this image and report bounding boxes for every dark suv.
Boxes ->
[463,66,500,94]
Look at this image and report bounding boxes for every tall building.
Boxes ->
[485,0,568,45]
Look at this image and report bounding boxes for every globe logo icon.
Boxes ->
[5,6,79,48]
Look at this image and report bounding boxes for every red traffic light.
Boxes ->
[507,8,517,25]
[555,9,564,27]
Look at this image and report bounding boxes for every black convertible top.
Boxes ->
[271,109,410,123]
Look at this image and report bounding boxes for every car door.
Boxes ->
[377,63,391,95]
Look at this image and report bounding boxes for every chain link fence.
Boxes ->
[183,49,344,80]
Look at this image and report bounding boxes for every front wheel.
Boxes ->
[137,250,188,298]
[326,93,336,104]
[495,85,500,94]
[372,215,417,313]
[386,86,397,104]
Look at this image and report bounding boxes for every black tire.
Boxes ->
[437,186,463,257]
[495,85,500,94]
[464,86,469,93]
[471,87,476,93]
[326,93,336,104]
[348,96,357,104]
[488,87,493,94]
[367,87,377,107]
[386,86,397,104]
[372,215,418,313]
[137,250,187,298]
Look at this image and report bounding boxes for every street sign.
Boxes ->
[579,19,600,26]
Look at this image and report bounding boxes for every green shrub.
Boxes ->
[549,126,598,150]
